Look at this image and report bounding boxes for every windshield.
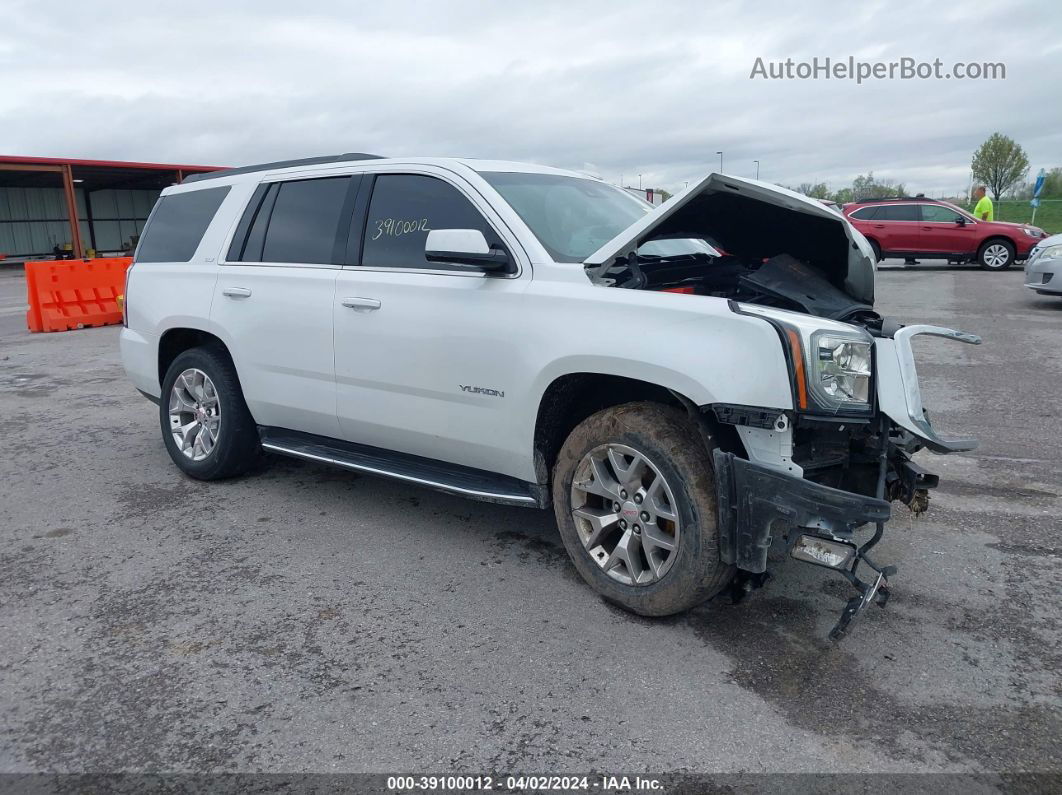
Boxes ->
[482,172,651,262]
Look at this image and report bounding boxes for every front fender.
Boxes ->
[527,310,794,413]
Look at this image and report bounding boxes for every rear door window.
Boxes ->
[135,186,230,263]
[260,177,352,264]
[876,204,919,221]
[360,174,501,271]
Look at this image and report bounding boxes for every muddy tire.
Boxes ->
[552,402,734,616]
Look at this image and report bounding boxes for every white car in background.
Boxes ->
[1025,233,1062,296]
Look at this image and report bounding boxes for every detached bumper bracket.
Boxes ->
[712,450,892,574]
[876,324,982,453]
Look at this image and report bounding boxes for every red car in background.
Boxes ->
[843,197,1047,270]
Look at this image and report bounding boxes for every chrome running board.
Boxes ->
[258,427,543,508]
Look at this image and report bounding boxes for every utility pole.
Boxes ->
[754,160,760,180]
[638,174,642,189]
[716,151,723,173]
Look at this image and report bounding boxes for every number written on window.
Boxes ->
[361,175,499,270]
[372,218,431,240]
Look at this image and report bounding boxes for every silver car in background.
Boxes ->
[1025,233,1062,296]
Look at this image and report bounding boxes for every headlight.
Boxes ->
[783,326,873,415]
[1040,244,1062,260]
[735,303,875,416]
[811,332,872,406]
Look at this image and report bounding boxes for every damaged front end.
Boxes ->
[583,174,982,638]
[707,313,981,639]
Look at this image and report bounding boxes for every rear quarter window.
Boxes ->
[848,206,879,221]
[135,186,230,263]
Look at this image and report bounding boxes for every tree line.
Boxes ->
[786,133,1056,204]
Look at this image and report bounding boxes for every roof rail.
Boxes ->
[851,196,919,203]
[182,153,384,183]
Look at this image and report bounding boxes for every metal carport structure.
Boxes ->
[0,155,222,261]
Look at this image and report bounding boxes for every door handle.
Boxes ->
[341,297,382,311]
[222,287,252,298]
[873,224,886,229]
[922,226,933,230]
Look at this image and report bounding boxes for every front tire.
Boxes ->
[159,345,261,480]
[552,402,734,616]
[978,239,1014,270]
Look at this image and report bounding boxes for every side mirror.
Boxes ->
[425,229,512,273]
[955,217,966,225]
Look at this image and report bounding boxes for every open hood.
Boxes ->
[584,173,877,306]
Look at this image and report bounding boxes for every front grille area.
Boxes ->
[1044,272,1054,284]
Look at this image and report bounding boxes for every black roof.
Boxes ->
[183,153,384,183]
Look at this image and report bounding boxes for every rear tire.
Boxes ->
[159,345,261,480]
[978,239,1014,270]
[552,402,734,617]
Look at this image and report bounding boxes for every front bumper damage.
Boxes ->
[711,323,981,639]
[713,449,895,640]
[713,450,890,574]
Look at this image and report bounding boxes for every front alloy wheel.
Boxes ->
[979,241,1014,270]
[168,368,222,461]
[571,443,680,585]
[552,402,734,617]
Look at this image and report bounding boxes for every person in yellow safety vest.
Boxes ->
[972,185,994,221]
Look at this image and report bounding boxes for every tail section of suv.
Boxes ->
[122,156,981,639]
[843,196,1047,269]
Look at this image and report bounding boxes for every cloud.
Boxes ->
[1,0,1059,196]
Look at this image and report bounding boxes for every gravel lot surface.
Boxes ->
[0,262,1059,780]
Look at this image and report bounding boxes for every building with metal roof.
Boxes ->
[0,155,222,261]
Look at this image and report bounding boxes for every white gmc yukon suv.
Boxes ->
[121,154,980,638]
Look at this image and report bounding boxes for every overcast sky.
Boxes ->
[1,0,1059,196]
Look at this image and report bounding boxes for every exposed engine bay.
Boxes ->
[593,250,881,325]
[583,174,880,325]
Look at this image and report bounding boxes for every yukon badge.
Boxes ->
[460,384,505,398]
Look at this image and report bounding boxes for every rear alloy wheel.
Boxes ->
[978,239,1014,270]
[168,368,221,462]
[159,345,261,480]
[552,402,734,616]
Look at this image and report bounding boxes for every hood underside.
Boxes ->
[584,173,877,311]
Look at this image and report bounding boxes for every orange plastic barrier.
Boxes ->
[25,257,133,333]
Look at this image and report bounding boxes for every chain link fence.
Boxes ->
[993,198,1061,234]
